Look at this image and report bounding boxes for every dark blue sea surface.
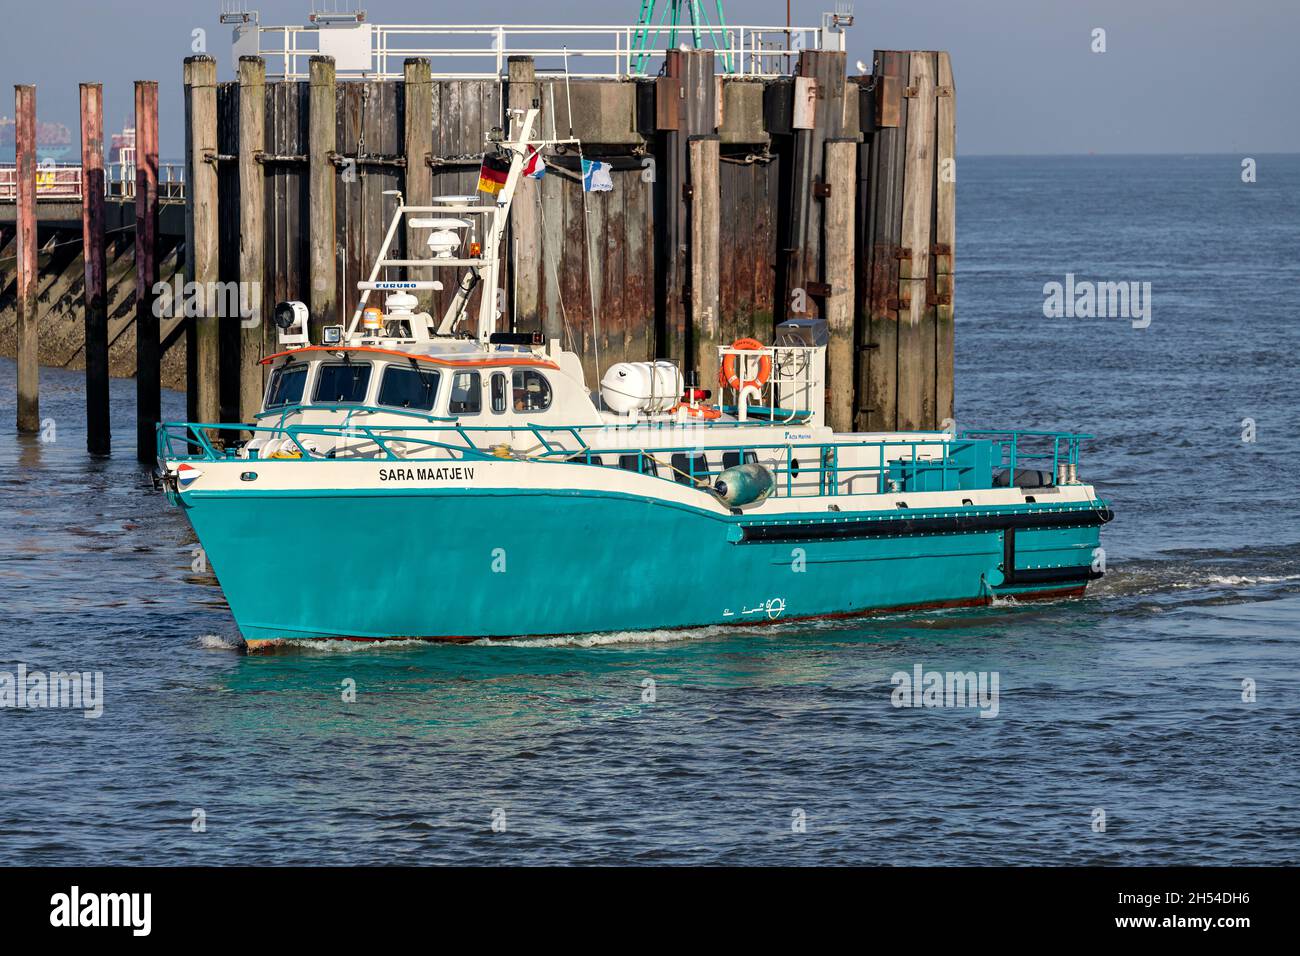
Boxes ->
[1,154,1298,864]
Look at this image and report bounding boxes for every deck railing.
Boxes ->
[0,161,186,203]
[0,163,81,200]
[159,420,1093,499]
[241,21,847,80]
[962,429,1091,482]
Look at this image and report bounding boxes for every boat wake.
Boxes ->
[1089,542,1300,607]
[254,637,437,654]
[196,634,242,651]
[475,624,739,649]
[1192,573,1300,588]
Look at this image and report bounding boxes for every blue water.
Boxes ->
[1,154,1298,864]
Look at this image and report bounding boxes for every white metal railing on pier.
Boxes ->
[235,21,850,80]
[0,163,81,200]
[0,162,185,203]
[105,163,186,202]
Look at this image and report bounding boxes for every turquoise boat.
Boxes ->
[156,108,1111,651]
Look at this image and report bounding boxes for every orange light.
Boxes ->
[469,241,482,257]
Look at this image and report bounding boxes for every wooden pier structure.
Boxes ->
[2,27,956,460]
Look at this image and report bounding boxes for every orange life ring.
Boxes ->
[672,403,722,421]
[719,337,772,391]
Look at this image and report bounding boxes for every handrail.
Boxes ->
[0,161,186,203]
[254,402,460,423]
[961,429,1092,477]
[157,420,1064,501]
[244,21,844,80]
[251,400,809,429]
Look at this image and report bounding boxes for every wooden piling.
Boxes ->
[658,49,715,372]
[538,163,565,350]
[506,56,540,332]
[934,52,956,427]
[237,57,266,424]
[134,80,160,460]
[822,138,856,433]
[14,85,38,434]
[897,51,936,432]
[261,79,309,350]
[854,50,953,432]
[77,83,109,453]
[654,62,683,368]
[688,135,720,389]
[402,58,433,312]
[786,50,849,322]
[857,50,909,432]
[718,132,779,347]
[308,56,337,341]
[184,55,220,426]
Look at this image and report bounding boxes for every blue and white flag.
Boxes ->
[581,158,613,192]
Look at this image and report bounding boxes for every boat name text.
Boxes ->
[378,466,476,482]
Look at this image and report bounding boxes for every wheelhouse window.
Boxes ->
[490,373,509,414]
[448,371,481,414]
[512,369,553,413]
[265,364,307,408]
[378,365,440,411]
[313,363,372,404]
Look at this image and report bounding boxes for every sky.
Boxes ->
[0,0,1296,157]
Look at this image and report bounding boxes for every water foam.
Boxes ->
[196,634,242,651]
[1199,573,1300,588]
[476,624,736,649]
[268,637,434,654]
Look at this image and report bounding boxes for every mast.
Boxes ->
[474,107,536,344]
[342,107,540,343]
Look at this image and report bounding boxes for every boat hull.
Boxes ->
[175,481,1109,647]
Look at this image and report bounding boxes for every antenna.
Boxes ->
[824,3,855,33]
[309,0,366,25]
[218,0,257,24]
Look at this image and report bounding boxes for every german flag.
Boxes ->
[476,153,511,195]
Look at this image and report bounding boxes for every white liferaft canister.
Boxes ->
[600,361,683,414]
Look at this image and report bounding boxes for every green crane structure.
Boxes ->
[630,1,735,75]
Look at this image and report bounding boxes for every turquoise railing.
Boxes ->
[159,421,1093,499]
[961,429,1092,479]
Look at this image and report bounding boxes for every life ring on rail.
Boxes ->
[719,338,772,391]
[672,403,723,421]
